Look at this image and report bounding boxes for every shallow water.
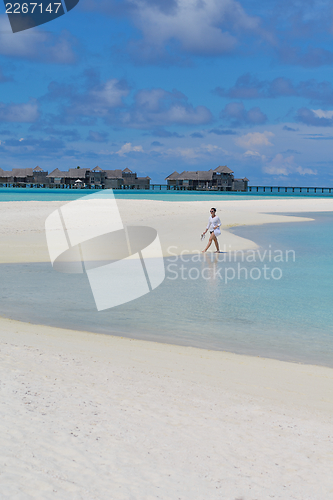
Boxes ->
[0,212,332,367]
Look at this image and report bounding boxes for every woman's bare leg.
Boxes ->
[202,234,214,252]
[212,234,220,252]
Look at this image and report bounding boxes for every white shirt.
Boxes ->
[207,215,221,232]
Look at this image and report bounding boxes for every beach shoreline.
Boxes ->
[1,197,333,498]
[1,315,333,499]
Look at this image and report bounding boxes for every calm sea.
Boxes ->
[1,186,333,202]
[0,208,332,367]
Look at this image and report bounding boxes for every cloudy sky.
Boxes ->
[1,0,333,185]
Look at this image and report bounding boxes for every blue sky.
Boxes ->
[1,0,333,185]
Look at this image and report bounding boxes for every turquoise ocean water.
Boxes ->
[1,186,333,202]
[0,189,332,366]
[0,205,333,367]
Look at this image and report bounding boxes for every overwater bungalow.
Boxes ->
[0,166,151,189]
[165,166,248,191]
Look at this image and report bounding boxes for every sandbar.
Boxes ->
[1,196,332,263]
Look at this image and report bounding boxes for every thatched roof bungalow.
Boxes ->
[47,169,69,184]
[0,168,13,183]
[0,165,151,189]
[0,167,48,184]
[165,165,247,191]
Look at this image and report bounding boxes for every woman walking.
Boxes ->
[201,208,221,253]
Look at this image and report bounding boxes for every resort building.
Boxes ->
[46,168,69,185]
[0,168,12,183]
[32,166,48,184]
[165,166,249,191]
[102,167,151,189]
[0,166,150,189]
[0,166,48,185]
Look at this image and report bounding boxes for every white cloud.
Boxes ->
[263,154,294,175]
[163,143,228,160]
[0,100,39,122]
[312,109,333,119]
[121,88,212,128]
[64,79,130,119]
[221,102,267,126]
[116,143,144,156]
[295,166,317,175]
[0,16,76,64]
[244,150,261,157]
[262,154,317,176]
[90,80,129,108]
[200,144,224,153]
[173,147,198,159]
[44,81,211,129]
[130,0,260,57]
[236,131,274,149]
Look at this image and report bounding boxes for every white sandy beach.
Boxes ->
[1,196,333,263]
[1,197,333,499]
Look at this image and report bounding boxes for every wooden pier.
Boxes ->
[248,186,333,194]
